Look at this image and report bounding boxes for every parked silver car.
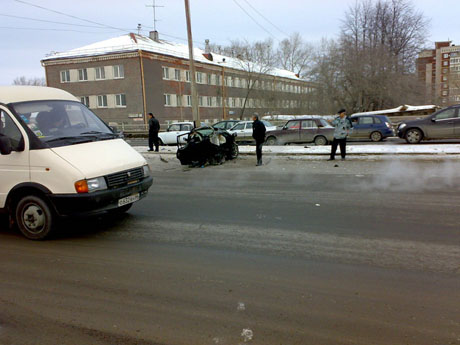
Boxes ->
[397,105,460,143]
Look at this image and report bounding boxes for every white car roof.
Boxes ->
[0,86,79,104]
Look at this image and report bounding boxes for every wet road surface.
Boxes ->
[1,156,459,345]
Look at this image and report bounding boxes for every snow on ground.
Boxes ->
[135,144,460,156]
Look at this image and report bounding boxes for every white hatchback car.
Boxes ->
[227,120,277,142]
[158,122,206,145]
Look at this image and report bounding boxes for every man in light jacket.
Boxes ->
[328,109,352,161]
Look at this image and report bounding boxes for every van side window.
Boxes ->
[0,111,24,151]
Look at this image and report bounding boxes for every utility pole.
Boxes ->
[184,0,200,125]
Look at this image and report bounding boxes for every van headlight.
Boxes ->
[75,177,107,193]
[87,177,107,192]
[142,164,151,177]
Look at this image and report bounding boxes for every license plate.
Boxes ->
[118,193,140,207]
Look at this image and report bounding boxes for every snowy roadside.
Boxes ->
[134,144,460,158]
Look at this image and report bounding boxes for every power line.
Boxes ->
[0,26,119,33]
[231,0,278,41]
[240,0,289,37]
[13,0,129,32]
[0,13,129,29]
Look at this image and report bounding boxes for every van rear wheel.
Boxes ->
[15,195,54,240]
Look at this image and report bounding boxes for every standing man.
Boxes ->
[252,114,266,166]
[329,109,352,161]
[148,112,160,152]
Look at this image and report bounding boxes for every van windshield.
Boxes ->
[11,100,116,147]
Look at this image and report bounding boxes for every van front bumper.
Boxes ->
[49,176,153,217]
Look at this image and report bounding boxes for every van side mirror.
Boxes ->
[0,135,13,155]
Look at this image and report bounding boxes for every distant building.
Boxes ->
[41,32,316,126]
[416,41,460,106]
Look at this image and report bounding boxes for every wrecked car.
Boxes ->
[176,126,238,166]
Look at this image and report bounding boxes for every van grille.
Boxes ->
[106,167,144,188]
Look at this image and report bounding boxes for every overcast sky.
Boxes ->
[0,0,458,85]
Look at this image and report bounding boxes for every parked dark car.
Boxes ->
[265,117,334,145]
[397,105,460,143]
[176,126,239,166]
[212,120,240,130]
[349,114,394,142]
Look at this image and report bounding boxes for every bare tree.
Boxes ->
[334,0,429,111]
[13,76,46,86]
[276,32,314,79]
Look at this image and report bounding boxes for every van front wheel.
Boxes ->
[15,195,54,240]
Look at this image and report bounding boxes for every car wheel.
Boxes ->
[405,128,422,144]
[266,136,277,145]
[229,143,239,159]
[15,195,54,240]
[370,131,383,142]
[314,136,327,146]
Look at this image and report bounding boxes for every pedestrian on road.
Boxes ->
[252,114,266,166]
[329,109,352,161]
[148,113,160,152]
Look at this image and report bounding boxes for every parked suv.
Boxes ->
[397,105,460,143]
[349,114,394,141]
[265,117,334,145]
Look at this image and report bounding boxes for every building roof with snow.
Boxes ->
[42,33,303,82]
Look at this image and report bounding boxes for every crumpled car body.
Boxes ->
[176,126,239,166]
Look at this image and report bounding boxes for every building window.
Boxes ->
[207,74,212,85]
[443,53,449,59]
[199,96,204,106]
[164,94,172,106]
[95,67,105,80]
[97,95,108,108]
[176,94,182,106]
[162,67,170,79]
[206,96,212,107]
[215,74,221,86]
[185,71,191,82]
[174,69,181,81]
[216,96,222,106]
[80,96,90,107]
[78,69,88,81]
[196,72,203,84]
[186,95,192,106]
[113,65,124,79]
[443,61,449,66]
[115,94,126,107]
[60,70,70,83]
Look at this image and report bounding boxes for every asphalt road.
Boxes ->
[1,156,460,345]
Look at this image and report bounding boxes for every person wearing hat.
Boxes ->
[328,109,352,160]
[148,113,160,152]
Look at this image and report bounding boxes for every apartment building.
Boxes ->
[41,32,316,126]
[416,41,460,106]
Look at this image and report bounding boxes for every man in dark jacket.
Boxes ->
[252,114,266,166]
[148,113,160,152]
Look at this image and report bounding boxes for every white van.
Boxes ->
[0,86,153,240]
